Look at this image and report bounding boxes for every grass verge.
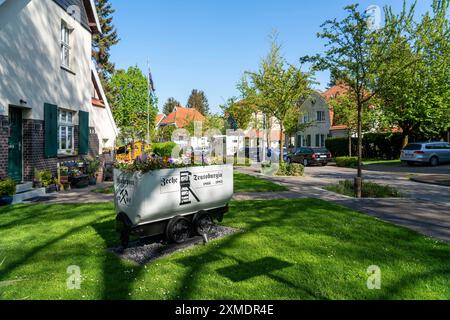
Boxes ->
[1,199,449,300]
[324,180,402,198]
[234,172,288,192]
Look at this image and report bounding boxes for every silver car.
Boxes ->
[401,142,450,166]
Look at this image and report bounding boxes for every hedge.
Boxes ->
[326,133,404,159]
[276,163,305,177]
[151,142,177,158]
[335,157,359,168]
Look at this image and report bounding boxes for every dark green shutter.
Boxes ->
[44,103,58,158]
[79,111,89,155]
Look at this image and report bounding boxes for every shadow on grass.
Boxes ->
[216,257,293,282]
[92,219,146,300]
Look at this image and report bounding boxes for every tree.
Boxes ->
[221,98,256,131]
[187,90,209,115]
[301,3,413,197]
[93,0,119,80]
[163,98,181,115]
[242,36,312,163]
[110,67,158,155]
[376,0,450,146]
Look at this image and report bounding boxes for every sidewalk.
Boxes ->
[24,182,114,204]
[411,175,450,187]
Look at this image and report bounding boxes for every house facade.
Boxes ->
[0,0,118,182]
[157,106,207,147]
[292,91,332,149]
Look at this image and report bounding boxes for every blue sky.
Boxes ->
[110,0,433,114]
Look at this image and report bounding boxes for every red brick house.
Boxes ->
[0,0,118,183]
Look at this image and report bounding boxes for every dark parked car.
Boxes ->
[286,148,332,167]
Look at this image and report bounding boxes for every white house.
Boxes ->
[0,0,118,182]
[293,91,332,149]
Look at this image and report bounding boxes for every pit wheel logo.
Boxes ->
[180,171,200,205]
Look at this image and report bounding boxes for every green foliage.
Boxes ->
[0,178,16,196]
[163,98,181,115]
[151,142,177,158]
[221,98,255,131]
[110,66,158,142]
[276,163,305,177]
[325,180,402,198]
[375,0,450,143]
[335,157,359,168]
[34,170,55,187]
[93,0,120,80]
[187,89,209,115]
[241,34,312,162]
[87,159,102,177]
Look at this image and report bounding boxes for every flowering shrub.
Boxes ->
[114,155,226,174]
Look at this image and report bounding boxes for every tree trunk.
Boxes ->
[355,103,363,198]
[348,133,352,157]
[279,123,284,164]
[402,134,409,149]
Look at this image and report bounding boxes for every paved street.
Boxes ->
[235,165,450,244]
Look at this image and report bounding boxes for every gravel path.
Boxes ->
[109,226,239,265]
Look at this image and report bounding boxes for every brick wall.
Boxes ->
[0,115,9,179]
[22,119,100,181]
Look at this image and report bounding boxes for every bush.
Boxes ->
[151,142,177,158]
[35,170,54,187]
[335,157,359,168]
[0,178,17,196]
[276,163,304,177]
[87,159,101,177]
[325,180,401,198]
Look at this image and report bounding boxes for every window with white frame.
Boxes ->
[61,21,70,68]
[302,113,309,124]
[317,111,326,122]
[58,109,75,154]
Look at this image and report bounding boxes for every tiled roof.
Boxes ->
[155,114,166,126]
[322,83,351,130]
[160,107,206,128]
[321,83,351,101]
[92,97,105,108]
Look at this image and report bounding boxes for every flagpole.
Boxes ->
[147,59,151,144]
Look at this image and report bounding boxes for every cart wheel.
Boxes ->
[166,217,191,244]
[193,212,214,236]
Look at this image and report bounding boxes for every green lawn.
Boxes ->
[234,172,288,193]
[1,200,450,300]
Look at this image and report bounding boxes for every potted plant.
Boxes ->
[40,170,57,193]
[0,178,17,206]
[34,170,44,188]
[87,159,101,186]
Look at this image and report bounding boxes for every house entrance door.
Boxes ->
[8,107,23,182]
